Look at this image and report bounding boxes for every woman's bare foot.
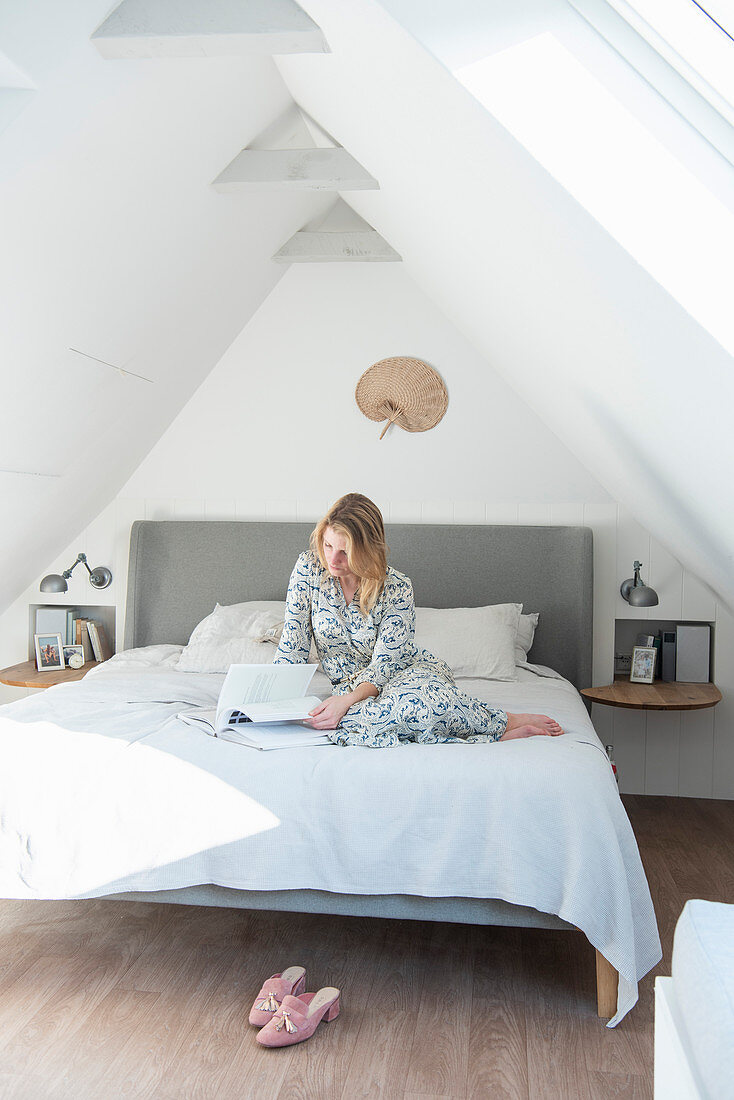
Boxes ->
[501,713,564,741]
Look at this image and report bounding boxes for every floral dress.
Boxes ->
[272,551,508,748]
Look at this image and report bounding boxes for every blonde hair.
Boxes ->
[311,493,388,616]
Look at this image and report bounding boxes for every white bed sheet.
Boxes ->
[0,655,660,1026]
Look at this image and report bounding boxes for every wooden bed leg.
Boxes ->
[596,949,619,1019]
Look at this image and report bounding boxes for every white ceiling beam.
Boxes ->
[273,196,400,261]
[212,147,378,191]
[91,0,328,59]
[273,230,400,262]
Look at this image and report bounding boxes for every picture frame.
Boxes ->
[34,633,65,671]
[62,644,85,669]
[630,645,656,684]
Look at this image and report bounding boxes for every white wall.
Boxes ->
[2,262,731,798]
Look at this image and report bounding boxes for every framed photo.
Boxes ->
[62,644,85,669]
[630,645,656,684]
[34,633,64,671]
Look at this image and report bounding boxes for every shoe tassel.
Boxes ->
[256,992,280,1013]
[274,1010,297,1034]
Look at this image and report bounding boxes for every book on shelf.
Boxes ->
[177,663,331,750]
[75,619,95,663]
[86,620,112,662]
[36,607,79,644]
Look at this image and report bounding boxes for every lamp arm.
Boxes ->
[62,552,89,580]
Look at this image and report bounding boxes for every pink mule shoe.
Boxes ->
[255,987,341,1048]
[248,966,307,1027]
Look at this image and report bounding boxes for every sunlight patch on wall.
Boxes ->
[456,31,734,357]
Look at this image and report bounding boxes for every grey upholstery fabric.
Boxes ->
[124,520,593,689]
[104,886,574,929]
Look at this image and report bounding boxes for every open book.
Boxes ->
[177,663,332,750]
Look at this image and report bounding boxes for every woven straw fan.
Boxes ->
[355,357,448,440]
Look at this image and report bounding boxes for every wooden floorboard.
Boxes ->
[0,795,731,1098]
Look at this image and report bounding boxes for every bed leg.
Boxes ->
[596,949,618,1018]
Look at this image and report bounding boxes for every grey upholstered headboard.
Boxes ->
[124,521,593,689]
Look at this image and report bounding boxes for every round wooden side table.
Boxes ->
[0,659,100,689]
[581,677,721,711]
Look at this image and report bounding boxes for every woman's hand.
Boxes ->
[307,695,355,730]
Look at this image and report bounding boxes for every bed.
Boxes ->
[0,520,661,1026]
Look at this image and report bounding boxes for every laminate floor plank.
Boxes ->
[468,994,528,1100]
[526,1009,594,1100]
[403,922,473,1099]
[150,915,309,1100]
[0,955,88,1057]
[403,1094,452,1099]
[588,1070,652,1098]
[692,798,734,842]
[173,909,317,1100]
[338,919,428,1099]
[273,916,388,1100]
[467,926,528,1100]
[0,1072,48,1100]
[46,988,162,1099]
[0,942,151,1082]
[579,1009,652,1078]
[523,931,594,1100]
[96,946,244,1100]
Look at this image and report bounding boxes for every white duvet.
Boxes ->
[0,651,661,1026]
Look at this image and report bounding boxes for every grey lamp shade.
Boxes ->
[627,584,659,607]
[39,573,69,593]
[620,560,659,606]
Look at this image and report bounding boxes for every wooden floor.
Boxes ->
[0,795,732,1099]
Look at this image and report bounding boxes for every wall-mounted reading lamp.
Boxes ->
[40,552,112,593]
[620,560,658,607]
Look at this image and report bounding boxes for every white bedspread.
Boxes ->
[0,657,661,1026]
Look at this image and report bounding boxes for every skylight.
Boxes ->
[606,0,734,121]
[456,31,734,357]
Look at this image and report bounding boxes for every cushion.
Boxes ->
[414,604,522,680]
[176,602,287,674]
[671,899,734,1100]
[516,612,539,663]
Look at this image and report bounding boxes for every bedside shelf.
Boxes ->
[0,659,103,689]
[581,677,722,712]
[28,603,116,662]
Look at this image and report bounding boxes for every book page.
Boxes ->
[218,721,332,750]
[240,695,322,723]
[215,664,317,731]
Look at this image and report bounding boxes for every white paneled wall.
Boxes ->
[2,493,730,799]
[609,508,732,799]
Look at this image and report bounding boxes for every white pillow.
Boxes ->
[515,612,539,663]
[414,604,522,680]
[176,601,286,674]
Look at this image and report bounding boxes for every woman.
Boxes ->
[273,493,563,748]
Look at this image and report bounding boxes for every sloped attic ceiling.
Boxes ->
[0,0,339,615]
[277,0,734,610]
[3,0,732,617]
